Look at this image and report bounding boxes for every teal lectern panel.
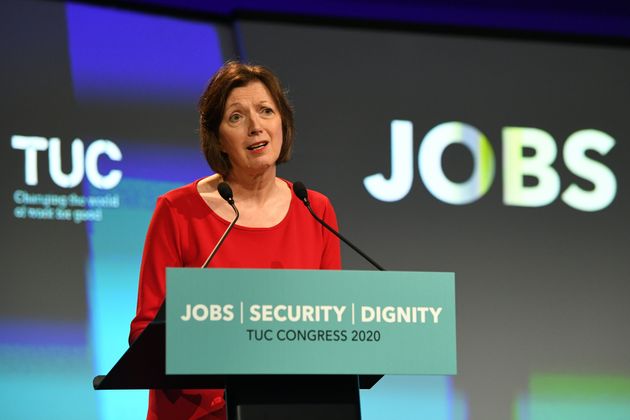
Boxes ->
[166,268,456,375]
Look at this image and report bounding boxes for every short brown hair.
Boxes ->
[198,61,294,177]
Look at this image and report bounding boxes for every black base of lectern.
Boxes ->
[226,375,361,420]
[94,303,380,419]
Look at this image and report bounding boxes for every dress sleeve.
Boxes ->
[319,197,342,270]
[129,197,182,344]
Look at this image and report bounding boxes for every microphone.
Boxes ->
[293,181,385,271]
[218,181,235,205]
[201,181,240,268]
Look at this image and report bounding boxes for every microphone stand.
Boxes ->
[293,181,385,271]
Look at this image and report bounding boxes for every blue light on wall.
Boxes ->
[66,2,223,104]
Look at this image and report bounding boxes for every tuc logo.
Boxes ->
[11,135,123,190]
[363,120,617,212]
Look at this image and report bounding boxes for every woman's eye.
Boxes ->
[261,107,274,116]
[228,113,242,123]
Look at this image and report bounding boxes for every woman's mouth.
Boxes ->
[246,141,269,151]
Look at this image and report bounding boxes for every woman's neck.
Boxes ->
[198,167,290,228]
[224,167,279,206]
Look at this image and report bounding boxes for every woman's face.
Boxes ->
[219,80,283,178]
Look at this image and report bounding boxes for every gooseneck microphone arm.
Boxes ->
[292,181,385,271]
[201,182,240,268]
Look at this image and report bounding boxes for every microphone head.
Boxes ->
[292,181,309,203]
[217,182,234,204]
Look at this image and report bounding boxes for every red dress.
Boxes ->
[130,178,342,420]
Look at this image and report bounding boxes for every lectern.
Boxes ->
[94,269,456,419]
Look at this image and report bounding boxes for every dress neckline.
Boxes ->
[193,177,295,231]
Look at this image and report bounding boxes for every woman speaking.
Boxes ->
[129,62,341,419]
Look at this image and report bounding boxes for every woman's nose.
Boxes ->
[248,115,263,136]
